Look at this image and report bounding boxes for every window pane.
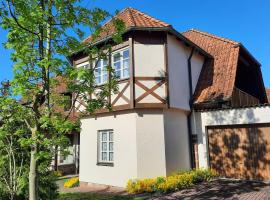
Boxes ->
[102,142,107,151]
[109,132,113,141]
[123,68,129,78]
[115,70,121,78]
[102,152,107,161]
[96,76,101,84]
[103,59,108,67]
[95,76,101,84]
[97,60,102,68]
[109,142,113,151]
[123,59,129,69]
[123,50,129,59]
[109,152,113,161]
[102,132,107,141]
[114,61,121,70]
[95,67,101,74]
[113,53,121,62]
[102,74,108,83]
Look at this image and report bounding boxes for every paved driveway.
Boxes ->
[151,179,270,200]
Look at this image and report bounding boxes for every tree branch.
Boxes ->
[6,0,39,37]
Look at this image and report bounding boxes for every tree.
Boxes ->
[0,84,29,200]
[0,1,124,199]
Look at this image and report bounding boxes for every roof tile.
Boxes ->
[83,7,170,44]
[183,29,240,104]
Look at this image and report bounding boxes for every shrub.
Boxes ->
[126,168,216,194]
[64,177,79,188]
[53,170,63,177]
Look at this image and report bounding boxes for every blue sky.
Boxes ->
[0,0,269,87]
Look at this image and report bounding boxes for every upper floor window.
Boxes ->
[76,62,90,83]
[112,48,130,79]
[76,48,130,85]
[94,59,108,85]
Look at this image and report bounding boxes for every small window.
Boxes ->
[112,49,130,79]
[97,130,114,166]
[76,63,90,83]
[94,59,108,85]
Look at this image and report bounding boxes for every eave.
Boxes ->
[69,26,213,61]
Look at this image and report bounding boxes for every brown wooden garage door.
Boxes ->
[208,124,270,181]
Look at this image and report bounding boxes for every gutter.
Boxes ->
[187,47,196,169]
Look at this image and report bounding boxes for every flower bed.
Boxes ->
[64,177,79,188]
[126,169,216,194]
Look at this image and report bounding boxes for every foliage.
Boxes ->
[0,0,125,199]
[53,170,63,178]
[64,177,79,188]
[0,91,30,200]
[126,169,217,194]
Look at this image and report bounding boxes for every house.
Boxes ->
[69,7,270,187]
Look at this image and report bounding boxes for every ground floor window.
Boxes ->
[97,130,114,166]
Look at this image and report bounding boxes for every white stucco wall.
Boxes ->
[167,34,204,111]
[80,109,168,187]
[195,106,270,168]
[191,53,205,93]
[134,43,165,77]
[136,109,167,178]
[79,111,138,187]
[163,109,191,174]
[79,108,194,187]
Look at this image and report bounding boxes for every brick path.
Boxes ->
[151,179,270,200]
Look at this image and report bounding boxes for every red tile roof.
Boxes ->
[183,29,240,104]
[83,7,170,44]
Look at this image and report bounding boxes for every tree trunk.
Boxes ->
[54,145,58,171]
[29,130,37,200]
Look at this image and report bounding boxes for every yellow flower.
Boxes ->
[64,177,79,188]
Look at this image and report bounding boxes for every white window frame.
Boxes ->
[112,48,130,80]
[94,59,108,85]
[97,130,114,165]
[76,62,90,83]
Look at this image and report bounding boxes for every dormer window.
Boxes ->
[112,48,130,79]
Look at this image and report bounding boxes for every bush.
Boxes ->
[126,169,216,194]
[64,177,79,188]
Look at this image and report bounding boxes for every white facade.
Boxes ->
[79,109,190,187]
[78,33,206,187]
[167,34,204,111]
[194,106,270,168]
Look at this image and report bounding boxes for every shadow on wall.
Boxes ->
[208,109,270,180]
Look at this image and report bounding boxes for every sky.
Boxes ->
[0,0,269,87]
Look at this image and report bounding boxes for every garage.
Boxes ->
[207,123,270,181]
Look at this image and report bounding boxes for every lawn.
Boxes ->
[58,193,143,200]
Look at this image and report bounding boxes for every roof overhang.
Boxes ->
[69,26,213,61]
[237,43,261,67]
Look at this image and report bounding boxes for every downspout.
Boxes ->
[187,47,195,169]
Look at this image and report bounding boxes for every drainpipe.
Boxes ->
[187,47,195,169]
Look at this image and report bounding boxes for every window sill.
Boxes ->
[96,162,114,167]
[95,77,130,87]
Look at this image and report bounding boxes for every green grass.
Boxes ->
[58,193,144,200]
